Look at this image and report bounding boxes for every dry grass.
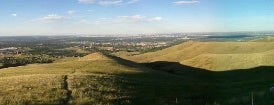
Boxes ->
[67,74,133,105]
[182,50,274,71]
[0,62,74,77]
[0,53,143,104]
[0,53,140,77]
[121,41,274,71]
[0,74,67,105]
[53,57,78,63]
[0,52,274,104]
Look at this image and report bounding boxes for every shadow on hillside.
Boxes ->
[103,53,274,105]
[142,61,211,74]
[105,53,274,83]
[104,53,152,71]
[108,53,274,78]
[143,61,274,80]
[105,53,212,74]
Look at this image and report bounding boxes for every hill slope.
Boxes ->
[122,41,274,71]
[1,52,274,104]
[0,53,214,105]
[0,53,142,104]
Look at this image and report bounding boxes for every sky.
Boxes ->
[0,0,274,35]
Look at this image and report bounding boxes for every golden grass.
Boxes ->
[67,74,132,105]
[0,53,141,77]
[53,57,78,63]
[120,41,274,71]
[0,74,67,105]
[0,53,143,104]
[182,52,274,71]
[1,51,274,104]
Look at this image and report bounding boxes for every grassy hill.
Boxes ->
[1,52,274,105]
[0,53,212,105]
[0,53,142,104]
[121,41,274,71]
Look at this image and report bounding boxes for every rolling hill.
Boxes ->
[121,41,274,71]
[0,53,216,105]
[1,51,274,105]
[0,53,142,104]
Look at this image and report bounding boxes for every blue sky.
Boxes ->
[0,0,274,35]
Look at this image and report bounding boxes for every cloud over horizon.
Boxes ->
[78,0,139,5]
[94,15,162,24]
[11,13,17,17]
[32,14,66,23]
[67,10,76,15]
[78,0,96,4]
[173,0,199,5]
[118,15,162,23]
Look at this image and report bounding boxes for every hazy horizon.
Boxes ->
[1,0,274,35]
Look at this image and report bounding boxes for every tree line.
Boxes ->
[0,55,54,69]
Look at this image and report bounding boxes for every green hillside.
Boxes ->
[0,53,142,104]
[122,41,274,71]
[1,52,274,105]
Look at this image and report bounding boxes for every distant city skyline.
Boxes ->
[1,0,274,35]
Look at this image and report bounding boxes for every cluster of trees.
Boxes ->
[30,47,87,57]
[0,55,54,69]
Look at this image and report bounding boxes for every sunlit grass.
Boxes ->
[0,74,67,105]
[0,52,274,105]
[122,41,274,71]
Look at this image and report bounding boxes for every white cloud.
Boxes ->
[33,14,66,22]
[67,10,76,15]
[150,17,162,22]
[94,15,162,24]
[78,0,139,6]
[94,18,114,24]
[118,15,162,23]
[126,0,139,4]
[87,10,94,12]
[99,0,123,6]
[76,19,90,24]
[118,15,146,22]
[78,0,96,4]
[11,13,17,17]
[173,0,199,5]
